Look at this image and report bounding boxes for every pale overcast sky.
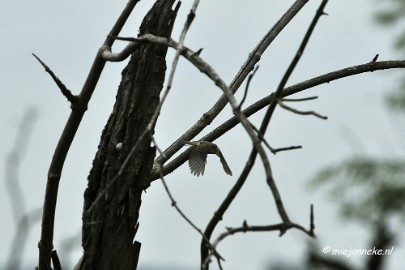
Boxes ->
[1,0,404,269]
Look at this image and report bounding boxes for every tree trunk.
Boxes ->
[80,1,179,269]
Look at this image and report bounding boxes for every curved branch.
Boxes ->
[149,59,405,180]
[37,1,141,269]
[202,204,315,269]
[154,0,311,166]
[201,2,328,268]
[278,99,328,119]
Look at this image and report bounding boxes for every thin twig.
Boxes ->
[158,165,224,262]
[282,96,318,102]
[273,145,303,153]
[200,148,258,269]
[147,0,192,131]
[278,99,328,119]
[310,204,315,235]
[249,123,302,154]
[249,123,276,153]
[32,54,77,104]
[238,65,259,110]
[371,54,379,63]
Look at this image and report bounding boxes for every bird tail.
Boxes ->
[218,153,233,176]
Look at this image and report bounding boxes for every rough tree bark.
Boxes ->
[80,1,179,269]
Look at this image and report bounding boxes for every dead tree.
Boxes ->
[32,0,405,269]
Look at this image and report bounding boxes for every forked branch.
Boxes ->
[36,1,141,269]
[201,0,329,268]
[149,59,405,180]
[202,204,315,269]
[278,99,328,119]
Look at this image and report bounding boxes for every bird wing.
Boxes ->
[188,147,207,176]
[216,151,232,176]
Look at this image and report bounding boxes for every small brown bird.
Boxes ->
[183,141,232,177]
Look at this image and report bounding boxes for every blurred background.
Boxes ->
[1,0,404,269]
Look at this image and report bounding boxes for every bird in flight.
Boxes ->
[183,141,232,177]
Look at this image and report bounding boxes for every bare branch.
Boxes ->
[112,35,284,269]
[260,0,329,222]
[282,96,318,102]
[149,59,405,181]
[278,99,328,119]
[274,0,329,100]
[145,0,183,131]
[154,0,311,167]
[200,1,328,268]
[32,53,77,104]
[199,148,258,269]
[157,163,224,262]
[249,123,276,153]
[100,42,140,62]
[51,250,62,270]
[202,218,316,269]
[249,123,302,154]
[310,204,315,235]
[37,1,141,269]
[114,34,275,214]
[371,54,379,63]
[274,145,303,153]
[238,65,259,110]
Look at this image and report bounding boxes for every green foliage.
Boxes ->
[310,157,405,224]
[373,0,405,25]
[373,0,405,111]
[387,77,405,109]
[374,9,405,26]
[394,29,405,50]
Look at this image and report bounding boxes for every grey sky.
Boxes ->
[1,0,404,269]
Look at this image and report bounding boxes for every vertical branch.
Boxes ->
[37,1,141,269]
[200,0,329,268]
[146,0,199,135]
[258,0,329,225]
